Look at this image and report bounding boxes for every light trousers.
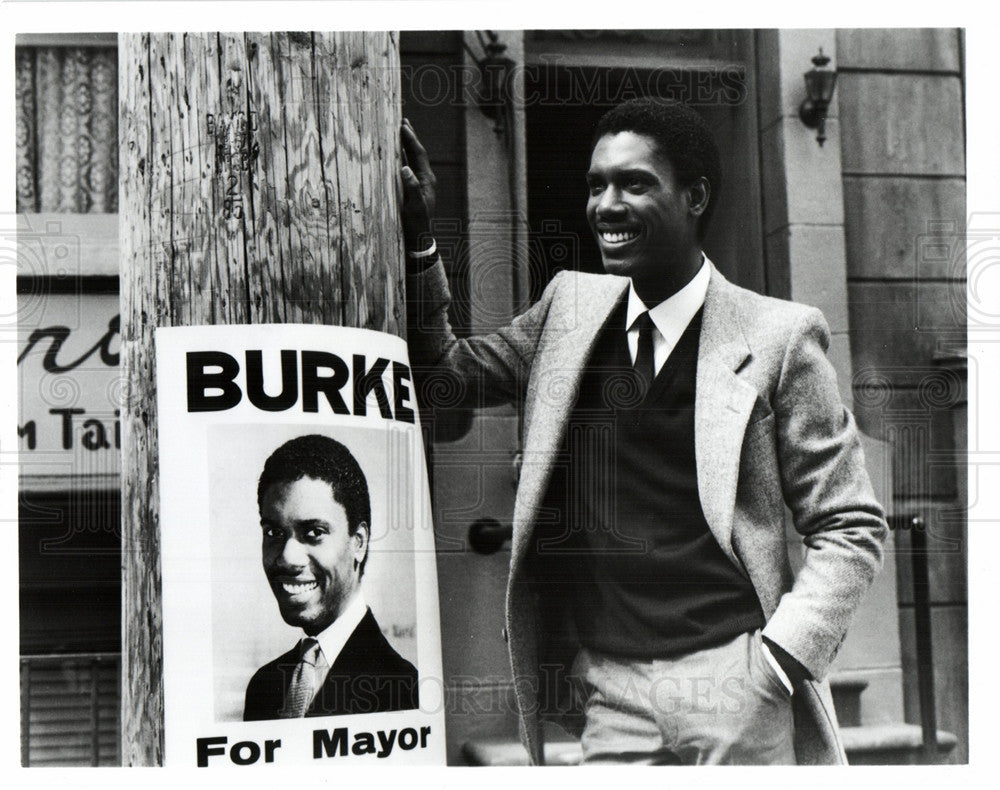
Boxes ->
[572,630,796,765]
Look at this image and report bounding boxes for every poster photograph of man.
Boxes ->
[244,433,419,720]
[208,425,420,724]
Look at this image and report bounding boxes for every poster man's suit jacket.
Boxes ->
[407,260,888,765]
[243,609,418,720]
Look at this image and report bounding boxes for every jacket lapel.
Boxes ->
[510,274,629,567]
[695,266,758,566]
[512,267,758,570]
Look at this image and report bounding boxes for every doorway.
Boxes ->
[525,61,765,299]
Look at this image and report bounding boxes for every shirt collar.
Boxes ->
[626,257,711,345]
[309,589,367,666]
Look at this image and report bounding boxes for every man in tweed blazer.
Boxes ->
[400,100,887,765]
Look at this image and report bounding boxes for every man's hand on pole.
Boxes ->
[400,118,437,255]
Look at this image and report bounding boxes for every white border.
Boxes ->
[3,4,996,788]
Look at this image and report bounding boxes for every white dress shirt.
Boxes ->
[305,589,368,693]
[625,258,712,374]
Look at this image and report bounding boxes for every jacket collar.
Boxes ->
[513,262,757,572]
[695,263,758,564]
[699,260,752,372]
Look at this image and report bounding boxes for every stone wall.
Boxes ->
[837,27,968,763]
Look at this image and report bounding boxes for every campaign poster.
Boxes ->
[155,324,446,767]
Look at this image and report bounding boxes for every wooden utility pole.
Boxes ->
[118,32,403,765]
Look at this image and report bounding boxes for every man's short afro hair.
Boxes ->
[257,433,371,537]
[592,98,722,240]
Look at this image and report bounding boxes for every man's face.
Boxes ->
[586,131,701,296]
[260,476,368,636]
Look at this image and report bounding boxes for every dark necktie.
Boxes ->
[281,637,327,718]
[633,311,655,395]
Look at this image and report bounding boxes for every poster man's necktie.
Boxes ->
[633,311,655,396]
[281,637,327,718]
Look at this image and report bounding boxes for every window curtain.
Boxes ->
[15,47,118,214]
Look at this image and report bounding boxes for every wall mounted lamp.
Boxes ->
[799,48,838,147]
[463,31,515,135]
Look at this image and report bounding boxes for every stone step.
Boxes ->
[829,675,869,727]
[461,723,959,766]
[460,727,579,767]
[841,723,958,765]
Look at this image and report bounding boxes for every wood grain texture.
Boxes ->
[119,31,160,768]
[119,31,402,765]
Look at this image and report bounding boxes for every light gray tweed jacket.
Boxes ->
[407,259,888,765]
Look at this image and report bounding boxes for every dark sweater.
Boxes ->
[540,304,764,659]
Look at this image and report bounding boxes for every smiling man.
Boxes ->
[243,434,418,720]
[586,127,711,307]
[401,98,887,765]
